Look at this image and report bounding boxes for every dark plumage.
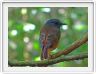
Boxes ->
[39,19,64,60]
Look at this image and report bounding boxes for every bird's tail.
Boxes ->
[43,48,48,59]
[41,48,49,67]
[41,48,48,60]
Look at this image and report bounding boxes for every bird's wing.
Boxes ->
[39,26,60,59]
[40,26,60,50]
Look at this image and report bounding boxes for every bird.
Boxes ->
[39,19,65,60]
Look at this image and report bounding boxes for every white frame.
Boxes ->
[4,72,95,74]
[0,1,1,72]
[94,1,95,72]
[2,2,94,73]
[2,0,95,2]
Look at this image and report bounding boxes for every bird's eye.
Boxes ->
[54,22,58,24]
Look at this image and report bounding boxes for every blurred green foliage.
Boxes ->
[8,7,88,67]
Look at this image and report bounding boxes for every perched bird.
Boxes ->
[39,19,65,60]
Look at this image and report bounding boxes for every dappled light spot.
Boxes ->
[35,57,40,61]
[9,41,17,50]
[23,23,36,32]
[74,23,86,31]
[31,9,37,15]
[24,37,30,43]
[11,30,18,36]
[58,8,65,14]
[71,13,77,19]
[26,42,33,51]
[62,25,68,30]
[21,8,27,15]
[41,8,51,13]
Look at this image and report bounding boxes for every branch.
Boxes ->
[50,34,88,59]
[8,34,88,66]
[8,53,88,67]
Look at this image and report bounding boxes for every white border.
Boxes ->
[94,1,95,72]
[2,0,95,3]
[3,73,94,74]
[2,2,94,73]
[0,1,1,72]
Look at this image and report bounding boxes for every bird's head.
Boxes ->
[45,19,65,28]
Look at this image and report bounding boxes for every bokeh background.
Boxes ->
[8,7,88,67]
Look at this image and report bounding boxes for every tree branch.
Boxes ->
[50,34,88,59]
[8,34,88,67]
[9,53,88,67]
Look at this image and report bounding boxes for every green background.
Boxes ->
[8,7,88,67]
